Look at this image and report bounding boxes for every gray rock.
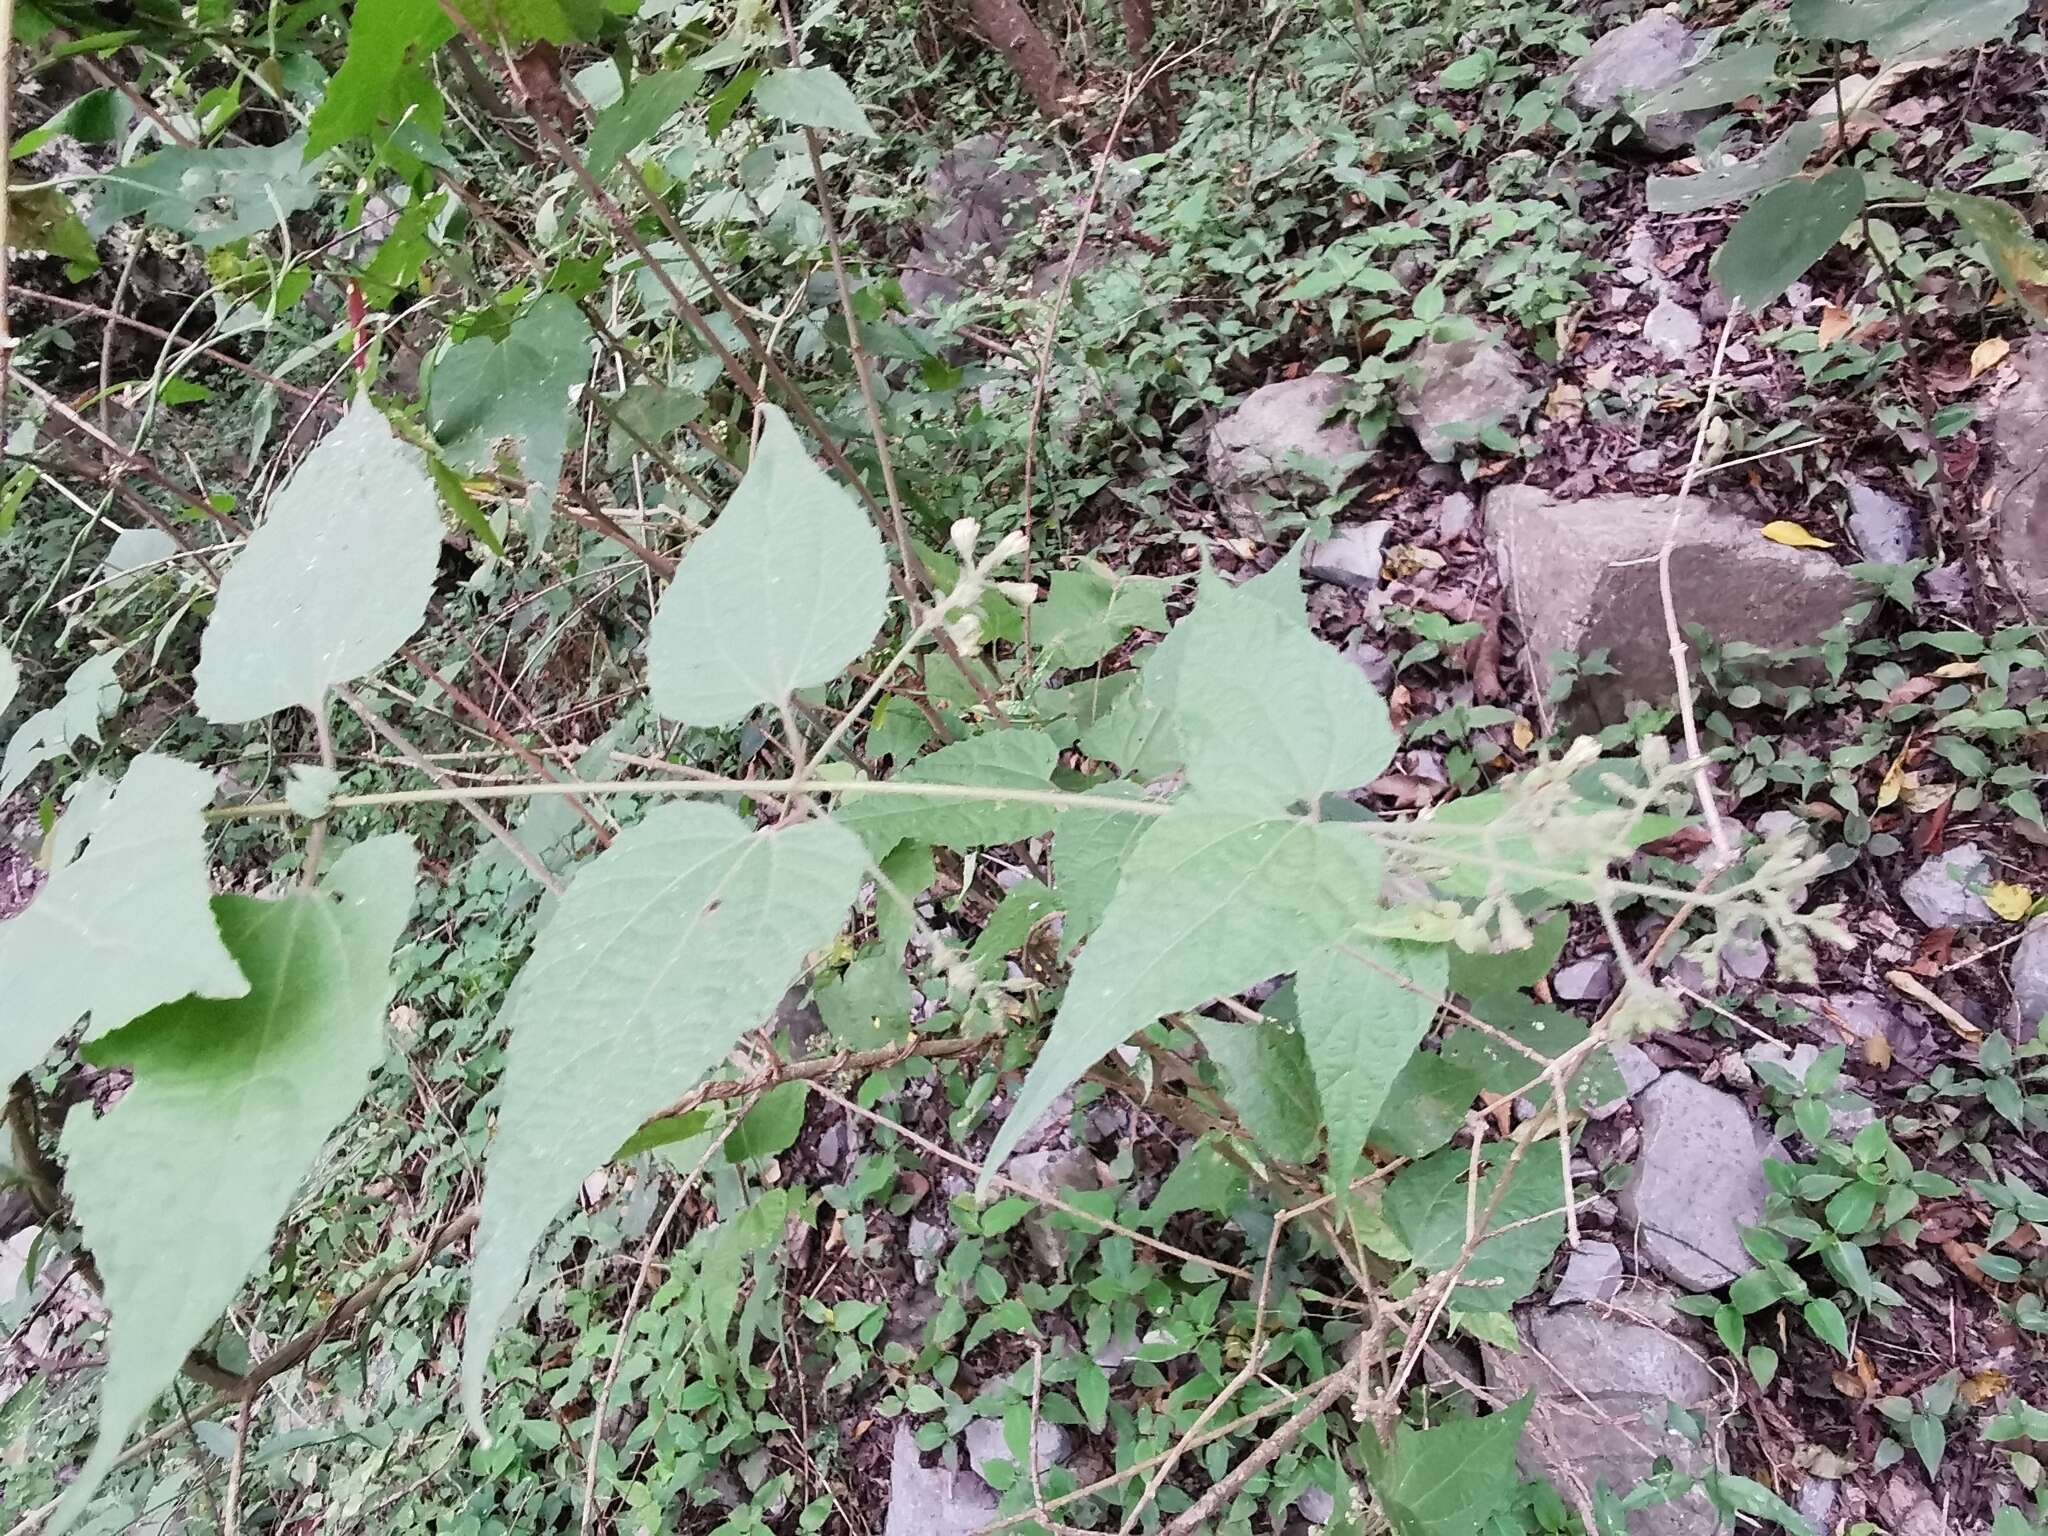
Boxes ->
[1589,1042,1661,1120]
[1302,521,1391,591]
[1565,14,1708,152]
[1620,1075,1767,1290]
[1900,843,2000,929]
[1643,298,1702,360]
[1208,375,1367,524]
[1626,448,1663,476]
[1483,486,1859,721]
[1822,989,1925,1065]
[1554,957,1614,1003]
[1483,1288,1725,1536]
[920,135,1049,267]
[1344,637,1395,694]
[1754,809,1806,843]
[1294,1484,1337,1525]
[884,1423,1000,1536]
[1399,337,1542,461]
[1722,934,1770,982]
[908,1217,950,1282]
[1549,1239,1625,1307]
[963,1417,1073,1487]
[2011,920,2048,1042]
[1844,477,1919,564]
[1797,1477,1839,1531]
[1004,1147,1103,1267]
[1437,491,1478,539]
[1745,1040,1821,1084]
[1987,337,2048,605]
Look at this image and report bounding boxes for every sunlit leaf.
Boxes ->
[55,835,417,1534]
[195,398,442,723]
[461,804,865,1431]
[1932,190,2048,321]
[648,404,888,725]
[0,755,246,1088]
[1761,520,1835,549]
[752,66,875,137]
[306,0,452,154]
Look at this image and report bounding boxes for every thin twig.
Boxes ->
[221,1395,257,1536]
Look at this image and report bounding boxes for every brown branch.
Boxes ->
[967,0,1079,123]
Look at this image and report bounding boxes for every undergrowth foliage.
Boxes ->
[8,0,2044,1530]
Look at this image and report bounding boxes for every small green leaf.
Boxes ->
[1446,913,1567,998]
[195,399,442,723]
[752,66,875,137]
[428,295,590,545]
[90,135,327,248]
[306,0,453,154]
[0,650,122,798]
[1748,1345,1780,1389]
[1909,1412,1946,1478]
[10,87,130,159]
[648,405,888,726]
[55,835,416,1533]
[0,755,247,1088]
[1032,560,1170,671]
[1711,168,1865,312]
[8,186,98,269]
[726,1081,810,1162]
[983,804,1382,1186]
[1189,1001,1322,1166]
[613,1108,714,1160]
[1931,189,2048,322]
[835,728,1059,856]
[461,804,865,1431]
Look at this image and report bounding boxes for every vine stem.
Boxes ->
[299,697,336,889]
[221,1395,256,1536]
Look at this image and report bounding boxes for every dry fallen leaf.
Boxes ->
[1970,336,2011,379]
[1511,716,1535,751]
[1862,1033,1893,1070]
[1875,753,1909,810]
[1931,660,1982,679]
[1961,1369,2012,1406]
[1545,381,1585,422]
[1761,520,1836,549]
[1902,781,1955,814]
[1985,881,2034,921]
[1817,305,1854,348]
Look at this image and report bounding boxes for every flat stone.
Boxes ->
[963,1418,1073,1487]
[1565,14,1708,152]
[1643,299,1702,360]
[883,1422,1000,1536]
[1843,477,1919,564]
[1483,1288,1725,1535]
[1555,957,1614,1003]
[1302,521,1390,591]
[920,135,1049,267]
[1619,1075,1766,1290]
[1987,337,2048,605]
[1004,1147,1103,1267]
[2011,920,2048,1042]
[1437,492,1478,539]
[1821,989,1926,1066]
[1208,375,1367,523]
[1398,337,1541,461]
[1482,486,1859,721]
[908,1217,950,1282]
[1590,1042,1663,1122]
[1549,1240,1625,1307]
[1900,843,1999,928]
[1797,1477,1839,1531]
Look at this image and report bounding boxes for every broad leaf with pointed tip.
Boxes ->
[648,405,888,726]
[54,835,416,1535]
[1031,560,1170,671]
[1359,1394,1533,1536]
[835,728,1059,855]
[89,136,327,249]
[460,803,866,1429]
[428,296,590,545]
[1296,936,1447,1195]
[1142,561,1394,810]
[984,803,1383,1183]
[195,399,441,723]
[306,0,452,154]
[0,755,246,1088]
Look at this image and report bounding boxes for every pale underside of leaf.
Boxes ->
[55,835,416,1535]
[460,803,866,1431]
[647,404,889,726]
[0,755,246,1088]
[983,805,1383,1184]
[194,398,443,723]
[1296,936,1447,1196]
[0,650,123,799]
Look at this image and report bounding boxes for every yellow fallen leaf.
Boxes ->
[1875,756,1909,810]
[1762,520,1836,549]
[1903,781,1954,814]
[1511,717,1535,751]
[1970,336,2011,379]
[1985,881,2034,921]
[1817,305,1854,348]
[1932,660,1982,679]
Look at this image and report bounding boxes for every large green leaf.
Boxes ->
[1789,0,2024,58]
[586,67,701,179]
[1647,120,1826,216]
[1446,913,1566,998]
[1031,561,1170,672]
[1933,189,2048,321]
[1296,936,1447,1195]
[0,755,245,1088]
[835,728,1059,855]
[1189,994,1322,1166]
[1361,1396,1533,1536]
[428,295,590,545]
[307,0,452,155]
[1142,563,1394,811]
[55,835,417,1534]
[195,398,442,723]
[89,136,326,248]
[984,803,1383,1182]
[455,0,608,41]
[752,67,875,137]
[1438,993,1623,1108]
[460,803,865,1430]
[1633,43,1779,118]
[0,650,122,798]
[8,186,97,269]
[1711,167,1864,312]
[647,405,889,726]
[1385,1144,1567,1312]
[1050,780,1154,945]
